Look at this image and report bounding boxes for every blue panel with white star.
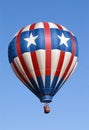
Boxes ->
[20,29,78,55]
[8,28,78,63]
[20,29,45,53]
[51,29,73,53]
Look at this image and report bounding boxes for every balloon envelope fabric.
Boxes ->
[8,22,78,103]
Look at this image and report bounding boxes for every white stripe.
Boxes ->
[70,31,74,36]
[61,25,74,36]
[64,56,77,80]
[11,63,26,85]
[36,50,45,86]
[22,52,39,87]
[48,22,59,29]
[57,57,78,88]
[12,25,31,38]
[12,31,19,39]
[56,52,72,87]
[68,61,78,78]
[11,62,36,92]
[13,24,31,38]
[13,57,34,89]
[22,24,31,32]
[34,22,44,29]
[61,25,69,31]
[50,50,61,86]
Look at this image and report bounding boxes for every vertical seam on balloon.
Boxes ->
[43,22,51,90]
[16,28,40,93]
[29,24,44,94]
[43,22,51,75]
[29,23,42,77]
[12,61,40,98]
[62,34,76,79]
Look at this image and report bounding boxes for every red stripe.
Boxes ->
[29,24,41,77]
[66,62,77,81]
[43,22,51,75]
[12,61,41,97]
[12,62,28,84]
[62,34,76,79]
[31,52,41,76]
[30,23,36,30]
[56,24,63,30]
[55,51,65,76]
[16,28,32,79]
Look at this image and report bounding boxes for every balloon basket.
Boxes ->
[44,104,50,114]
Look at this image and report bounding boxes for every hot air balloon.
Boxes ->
[8,22,78,113]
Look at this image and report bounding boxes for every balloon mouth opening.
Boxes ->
[40,95,52,103]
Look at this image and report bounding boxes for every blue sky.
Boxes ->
[0,0,89,130]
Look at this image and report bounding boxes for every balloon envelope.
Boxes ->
[8,22,78,103]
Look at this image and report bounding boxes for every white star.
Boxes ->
[24,33,38,48]
[58,33,70,47]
